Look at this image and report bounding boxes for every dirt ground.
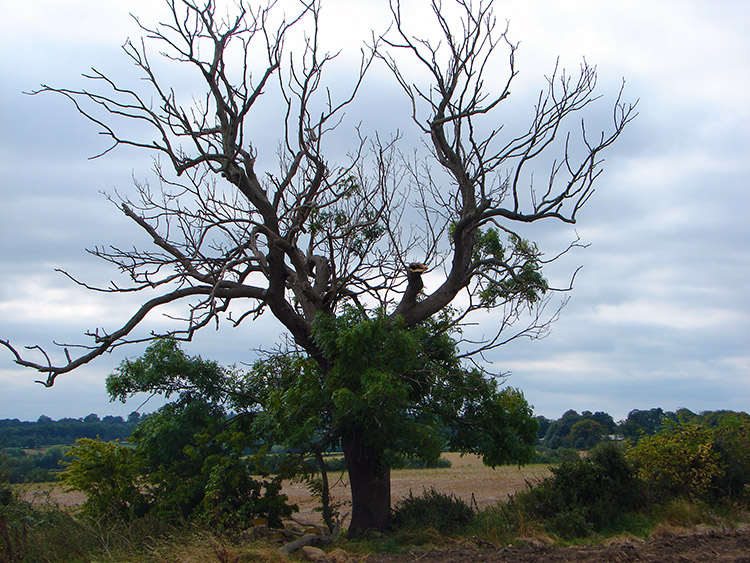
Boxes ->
[362,526,750,562]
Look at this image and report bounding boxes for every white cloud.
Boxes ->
[591,300,747,330]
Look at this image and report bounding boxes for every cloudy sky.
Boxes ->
[1,0,748,423]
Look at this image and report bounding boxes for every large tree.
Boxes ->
[1,0,635,532]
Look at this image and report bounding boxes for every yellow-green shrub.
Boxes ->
[627,423,723,502]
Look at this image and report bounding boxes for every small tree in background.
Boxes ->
[60,438,147,521]
[106,339,297,528]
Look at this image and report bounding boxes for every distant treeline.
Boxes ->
[0,412,144,449]
[535,407,750,451]
[3,407,748,453]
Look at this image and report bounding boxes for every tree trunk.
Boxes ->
[341,431,391,534]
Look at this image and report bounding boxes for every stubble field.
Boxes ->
[283,453,551,524]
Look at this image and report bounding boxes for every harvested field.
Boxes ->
[20,482,86,507]
[283,453,551,524]
[26,453,550,520]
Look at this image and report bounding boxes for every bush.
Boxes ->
[627,423,724,502]
[712,416,750,501]
[532,447,579,464]
[504,442,646,539]
[198,456,296,530]
[627,417,750,504]
[60,437,149,521]
[391,488,474,534]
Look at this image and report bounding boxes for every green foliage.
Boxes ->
[0,445,71,484]
[125,398,295,529]
[306,173,385,259]
[531,447,579,464]
[618,407,672,442]
[252,308,538,473]
[503,443,646,539]
[627,416,750,503]
[198,456,294,530]
[472,231,549,307]
[55,339,298,531]
[712,415,750,500]
[627,423,723,502]
[60,437,148,520]
[542,409,615,450]
[391,488,474,534]
[93,328,537,534]
[569,419,607,450]
[107,337,231,405]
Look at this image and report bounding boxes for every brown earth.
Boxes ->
[362,525,750,562]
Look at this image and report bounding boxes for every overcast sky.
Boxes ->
[1,0,748,423]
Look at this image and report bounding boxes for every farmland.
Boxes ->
[24,453,551,519]
[284,454,552,524]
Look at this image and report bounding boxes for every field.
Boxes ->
[283,453,552,524]
[26,453,551,519]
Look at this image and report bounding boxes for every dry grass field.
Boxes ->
[24,453,551,523]
[284,453,552,524]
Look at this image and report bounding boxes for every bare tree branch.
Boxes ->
[5,0,636,379]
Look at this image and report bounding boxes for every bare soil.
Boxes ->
[362,525,750,562]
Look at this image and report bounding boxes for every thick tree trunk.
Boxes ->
[341,431,391,534]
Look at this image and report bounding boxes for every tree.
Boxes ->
[619,408,668,441]
[112,328,539,532]
[569,419,606,450]
[1,0,635,532]
[60,438,147,520]
[106,340,297,528]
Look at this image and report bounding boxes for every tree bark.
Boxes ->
[341,430,391,534]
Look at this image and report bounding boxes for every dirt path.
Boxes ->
[363,526,750,562]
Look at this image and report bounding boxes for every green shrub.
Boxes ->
[504,442,646,539]
[391,488,474,534]
[198,455,296,530]
[627,416,750,504]
[711,416,750,501]
[531,447,579,464]
[627,423,724,502]
[60,437,149,521]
